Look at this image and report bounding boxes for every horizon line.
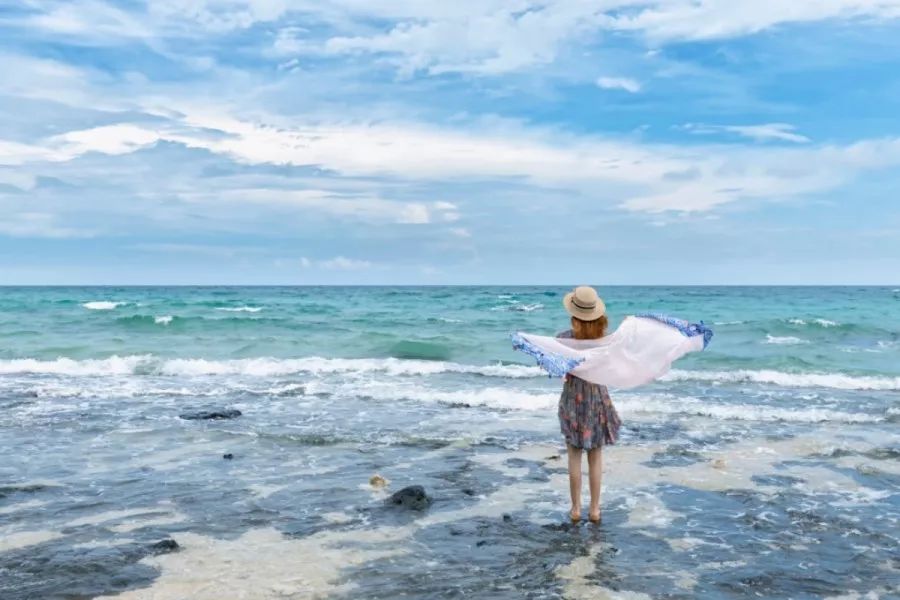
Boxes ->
[2,283,898,288]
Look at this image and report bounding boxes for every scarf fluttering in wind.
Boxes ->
[511,314,713,388]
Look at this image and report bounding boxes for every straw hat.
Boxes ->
[563,285,606,321]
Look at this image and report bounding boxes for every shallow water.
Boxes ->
[1,286,898,598]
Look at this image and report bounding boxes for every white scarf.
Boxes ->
[511,314,712,388]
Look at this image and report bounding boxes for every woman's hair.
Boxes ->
[571,315,608,340]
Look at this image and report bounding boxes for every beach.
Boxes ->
[1,286,898,599]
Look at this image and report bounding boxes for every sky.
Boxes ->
[1,1,900,285]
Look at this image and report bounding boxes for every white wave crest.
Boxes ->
[160,357,542,378]
[491,302,543,312]
[663,369,900,391]
[215,306,262,313]
[615,395,882,424]
[154,315,173,325]
[82,301,126,310]
[764,335,809,345]
[0,356,150,376]
[787,318,838,327]
[713,320,744,325]
[0,356,542,379]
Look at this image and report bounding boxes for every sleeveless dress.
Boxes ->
[557,330,622,449]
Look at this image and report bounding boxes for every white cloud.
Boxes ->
[300,255,373,270]
[596,76,641,93]
[448,227,471,238]
[149,0,290,33]
[682,123,810,144]
[288,1,900,75]
[55,124,163,155]
[0,213,95,239]
[322,6,596,75]
[183,188,459,225]
[606,1,900,42]
[25,0,154,41]
[9,1,900,79]
[22,109,900,213]
[132,243,256,257]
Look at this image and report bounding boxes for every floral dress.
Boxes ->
[557,330,622,449]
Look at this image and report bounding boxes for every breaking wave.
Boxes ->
[663,369,900,391]
[82,301,127,310]
[0,356,542,379]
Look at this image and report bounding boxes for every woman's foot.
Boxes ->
[588,507,601,523]
[569,506,581,522]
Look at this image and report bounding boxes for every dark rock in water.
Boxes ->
[502,513,512,522]
[179,409,242,420]
[386,485,432,511]
[223,453,234,460]
[150,539,179,554]
[476,540,489,547]
[462,488,476,496]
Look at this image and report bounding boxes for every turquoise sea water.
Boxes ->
[2,286,899,599]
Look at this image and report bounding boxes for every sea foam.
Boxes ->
[4,356,899,391]
[0,355,542,379]
[615,395,882,424]
[0,356,149,376]
[787,318,839,327]
[215,306,263,313]
[82,301,126,310]
[664,369,900,391]
[764,335,809,345]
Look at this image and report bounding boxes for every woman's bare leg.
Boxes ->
[587,448,602,522]
[566,444,582,521]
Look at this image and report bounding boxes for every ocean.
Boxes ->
[1,286,898,599]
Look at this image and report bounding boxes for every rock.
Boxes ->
[223,453,234,460]
[369,474,389,488]
[385,485,432,511]
[461,488,476,496]
[150,539,179,554]
[502,513,512,522]
[179,409,242,421]
[476,540,488,547]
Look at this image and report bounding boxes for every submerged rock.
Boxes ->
[386,485,432,511]
[223,453,234,460]
[150,539,179,554]
[179,409,242,421]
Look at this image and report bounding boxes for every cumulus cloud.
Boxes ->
[10,1,900,78]
[299,1,900,75]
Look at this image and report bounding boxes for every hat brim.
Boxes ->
[563,292,606,321]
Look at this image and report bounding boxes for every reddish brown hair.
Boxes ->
[571,315,608,340]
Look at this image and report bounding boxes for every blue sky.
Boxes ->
[1,1,900,284]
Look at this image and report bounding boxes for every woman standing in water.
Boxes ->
[557,286,622,523]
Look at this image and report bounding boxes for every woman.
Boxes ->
[557,286,621,523]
